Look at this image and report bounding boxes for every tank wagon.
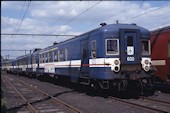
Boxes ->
[2,23,153,91]
[151,26,170,82]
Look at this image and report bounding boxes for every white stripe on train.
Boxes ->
[152,60,166,66]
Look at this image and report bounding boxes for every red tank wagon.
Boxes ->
[151,26,170,82]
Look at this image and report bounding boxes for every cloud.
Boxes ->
[1,1,170,59]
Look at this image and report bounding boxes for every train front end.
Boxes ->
[99,24,153,92]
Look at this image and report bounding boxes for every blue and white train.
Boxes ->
[1,23,153,91]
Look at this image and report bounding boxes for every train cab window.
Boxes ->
[106,39,119,55]
[168,41,170,57]
[141,40,150,55]
[127,36,133,46]
[91,41,96,58]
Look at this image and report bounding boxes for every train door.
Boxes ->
[80,39,89,77]
[120,30,140,64]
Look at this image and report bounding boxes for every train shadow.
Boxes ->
[153,83,170,93]
[10,73,157,99]
[37,76,155,99]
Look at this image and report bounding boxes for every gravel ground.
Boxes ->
[150,90,170,102]
[1,78,26,111]
[2,74,170,113]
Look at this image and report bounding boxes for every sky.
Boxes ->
[1,1,170,59]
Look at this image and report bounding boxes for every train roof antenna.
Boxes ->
[100,23,107,27]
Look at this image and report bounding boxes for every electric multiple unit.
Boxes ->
[1,23,153,91]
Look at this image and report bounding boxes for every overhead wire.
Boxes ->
[38,1,81,34]
[14,1,31,38]
[11,1,27,39]
[1,18,18,31]
[34,1,101,46]
[1,42,51,45]
[120,3,170,22]
[15,1,27,32]
[137,11,170,28]
[2,49,31,51]
[1,17,18,25]
[85,1,141,30]
[1,33,77,37]
[50,1,102,34]
[2,1,170,58]
[106,1,145,23]
[147,19,170,30]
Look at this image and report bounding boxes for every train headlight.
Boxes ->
[145,66,150,71]
[114,60,119,65]
[145,60,149,65]
[114,66,119,72]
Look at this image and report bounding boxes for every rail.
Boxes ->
[4,75,83,113]
[108,96,168,113]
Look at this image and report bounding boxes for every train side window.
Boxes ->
[42,54,44,63]
[168,41,170,57]
[91,40,96,58]
[40,54,41,63]
[54,50,58,62]
[141,40,150,55]
[51,51,53,62]
[32,56,35,64]
[44,53,46,63]
[40,54,42,63]
[48,52,52,62]
[106,39,119,55]
[45,53,48,63]
[34,56,36,64]
[43,54,45,63]
[58,49,64,61]
[32,57,34,64]
[32,56,34,64]
[48,52,50,62]
[39,55,41,63]
[34,56,35,64]
[65,48,68,61]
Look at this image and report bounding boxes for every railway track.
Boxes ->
[108,96,170,113]
[140,96,170,105]
[2,76,83,113]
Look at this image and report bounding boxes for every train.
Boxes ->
[151,26,170,83]
[1,23,154,92]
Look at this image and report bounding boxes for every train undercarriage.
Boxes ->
[4,69,154,95]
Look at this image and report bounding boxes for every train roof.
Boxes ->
[151,26,170,34]
[16,53,32,60]
[99,23,150,34]
[40,23,150,52]
[1,59,14,63]
[15,48,42,60]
